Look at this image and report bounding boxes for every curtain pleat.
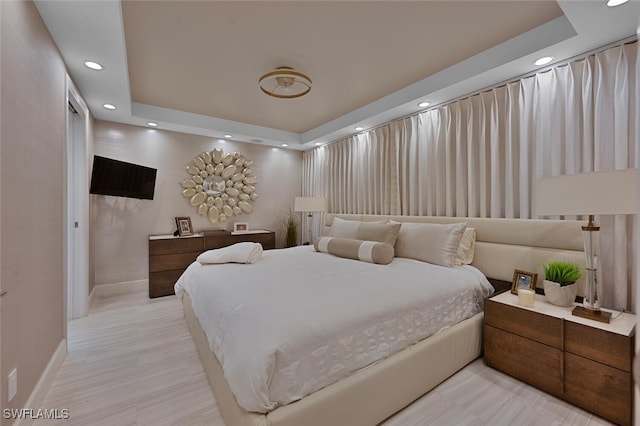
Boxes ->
[303,40,638,311]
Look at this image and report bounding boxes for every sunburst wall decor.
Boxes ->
[180,148,258,223]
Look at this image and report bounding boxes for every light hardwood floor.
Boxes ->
[36,287,612,426]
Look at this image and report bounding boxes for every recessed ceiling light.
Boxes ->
[355,126,364,131]
[147,122,158,127]
[103,103,116,110]
[223,134,232,139]
[534,56,553,66]
[418,101,430,108]
[281,144,289,147]
[84,61,103,70]
[315,142,322,146]
[606,0,629,6]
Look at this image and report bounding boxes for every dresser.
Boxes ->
[148,230,276,298]
[484,291,635,425]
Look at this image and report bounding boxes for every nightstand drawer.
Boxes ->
[484,325,562,397]
[564,352,631,426]
[565,321,633,372]
[485,299,562,348]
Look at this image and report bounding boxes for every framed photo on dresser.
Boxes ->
[175,216,193,236]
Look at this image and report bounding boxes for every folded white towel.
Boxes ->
[197,242,263,264]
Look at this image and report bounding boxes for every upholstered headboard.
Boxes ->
[324,214,587,295]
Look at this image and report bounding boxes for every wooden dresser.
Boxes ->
[148,230,276,298]
[484,291,635,425]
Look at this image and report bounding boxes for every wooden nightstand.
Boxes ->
[484,291,635,425]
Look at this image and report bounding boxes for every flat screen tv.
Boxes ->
[89,155,157,200]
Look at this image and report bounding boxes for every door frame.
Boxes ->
[65,75,90,321]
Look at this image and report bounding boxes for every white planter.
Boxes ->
[543,279,577,307]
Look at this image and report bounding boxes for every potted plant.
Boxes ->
[282,210,298,248]
[543,261,583,307]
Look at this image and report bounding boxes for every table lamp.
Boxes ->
[294,197,326,245]
[534,169,638,323]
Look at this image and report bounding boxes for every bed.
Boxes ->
[175,214,586,426]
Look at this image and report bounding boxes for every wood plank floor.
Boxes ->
[36,287,612,426]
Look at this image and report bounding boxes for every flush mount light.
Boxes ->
[354,126,364,132]
[84,61,103,70]
[223,134,233,139]
[259,67,312,99]
[103,103,116,110]
[534,56,553,66]
[418,101,430,108]
[281,144,289,147]
[147,122,158,127]
[314,142,322,146]
[606,0,629,6]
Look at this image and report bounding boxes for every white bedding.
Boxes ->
[174,245,493,413]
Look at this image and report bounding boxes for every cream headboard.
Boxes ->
[324,214,587,295]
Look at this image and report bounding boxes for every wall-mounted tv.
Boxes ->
[89,155,157,200]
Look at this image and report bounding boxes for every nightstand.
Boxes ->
[484,291,635,425]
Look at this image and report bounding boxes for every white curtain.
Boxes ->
[303,41,639,311]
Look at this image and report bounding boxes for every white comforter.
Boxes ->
[175,246,493,413]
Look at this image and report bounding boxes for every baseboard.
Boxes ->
[93,279,147,297]
[14,339,67,426]
[88,285,96,310]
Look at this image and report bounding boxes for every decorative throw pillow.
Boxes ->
[454,227,476,266]
[394,222,467,267]
[314,237,395,265]
[355,222,401,246]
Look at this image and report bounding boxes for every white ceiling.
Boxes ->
[35,1,640,151]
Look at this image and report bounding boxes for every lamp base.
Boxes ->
[572,306,611,323]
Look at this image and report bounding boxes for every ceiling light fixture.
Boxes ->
[418,101,430,108]
[281,144,289,147]
[259,67,312,99]
[147,122,158,127]
[315,142,322,146]
[84,61,103,70]
[103,103,116,110]
[355,126,364,132]
[223,134,232,139]
[534,56,553,66]
[606,0,629,6]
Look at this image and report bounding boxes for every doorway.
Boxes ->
[66,76,89,320]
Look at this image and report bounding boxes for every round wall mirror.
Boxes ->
[180,148,258,223]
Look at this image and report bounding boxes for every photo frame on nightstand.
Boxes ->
[175,216,193,236]
[511,269,538,295]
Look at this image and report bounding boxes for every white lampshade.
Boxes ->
[294,197,326,213]
[534,169,638,216]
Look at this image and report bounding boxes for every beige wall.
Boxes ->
[1,1,66,418]
[92,121,303,286]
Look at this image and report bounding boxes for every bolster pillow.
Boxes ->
[314,237,395,265]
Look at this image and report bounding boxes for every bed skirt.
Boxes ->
[180,291,483,426]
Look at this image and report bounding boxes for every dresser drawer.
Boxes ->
[565,321,633,372]
[149,251,201,272]
[484,325,562,397]
[484,299,562,348]
[149,237,203,255]
[564,352,631,426]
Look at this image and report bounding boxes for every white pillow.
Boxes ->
[329,217,360,239]
[395,222,466,267]
[454,227,476,266]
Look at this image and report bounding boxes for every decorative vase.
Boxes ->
[543,279,577,307]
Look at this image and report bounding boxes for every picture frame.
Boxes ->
[175,216,193,237]
[511,269,538,295]
[234,222,249,233]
